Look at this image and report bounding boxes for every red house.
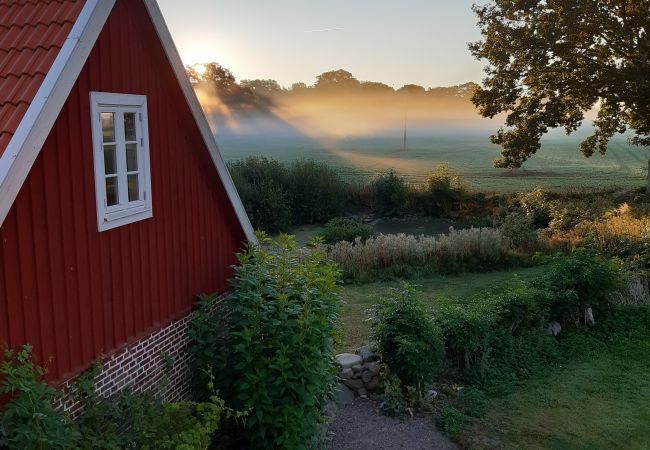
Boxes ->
[0,0,254,410]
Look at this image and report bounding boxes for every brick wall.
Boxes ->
[56,309,196,416]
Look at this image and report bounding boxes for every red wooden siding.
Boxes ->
[0,0,246,382]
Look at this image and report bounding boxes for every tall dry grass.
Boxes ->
[329,227,512,279]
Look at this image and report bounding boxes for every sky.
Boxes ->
[157,0,486,89]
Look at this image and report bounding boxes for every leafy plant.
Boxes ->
[0,345,78,449]
[372,284,444,396]
[499,211,537,249]
[191,233,341,449]
[372,169,409,213]
[322,217,373,244]
[537,249,625,326]
[437,406,465,435]
[287,160,347,223]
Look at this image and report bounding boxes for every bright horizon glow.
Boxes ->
[157,0,487,89]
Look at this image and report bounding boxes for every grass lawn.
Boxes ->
[459,326,650,450]
[339,265,548,351]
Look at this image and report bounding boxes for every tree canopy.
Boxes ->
[470,0,650,191]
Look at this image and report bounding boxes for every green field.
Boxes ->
[217,131,648,192]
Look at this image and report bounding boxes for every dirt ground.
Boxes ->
[326,398,458,450]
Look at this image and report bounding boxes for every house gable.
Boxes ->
[0,0,251,381]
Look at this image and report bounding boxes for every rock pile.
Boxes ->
[335,345,382,401]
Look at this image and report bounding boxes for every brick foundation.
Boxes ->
[56,309,196,416]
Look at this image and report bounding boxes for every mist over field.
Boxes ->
[188,66,647,191]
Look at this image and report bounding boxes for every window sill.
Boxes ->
[99,206,153,231]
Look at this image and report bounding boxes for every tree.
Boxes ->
[470,1,650,193]
[290,82,309,91]
[315,69,360,89]
[397,84,426,95]
[360,81,395,93]
[186,62,237,92]
[240,79,282,95]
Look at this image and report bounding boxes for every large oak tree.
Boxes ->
[470,0,650,193]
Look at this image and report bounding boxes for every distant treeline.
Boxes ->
[186,63,478,114]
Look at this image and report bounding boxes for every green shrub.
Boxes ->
[76,380,230,450]
[287,160,347,223]
[518,187,552,228]
[372,284,444,395]
[191,233,341,449]
[229,157,291,232]
[537,250,625,325]
[460,387,487,418]
[437,407,465,435]
[322,217,373,244]
[499,212,537,249]
[0,347,231,450]
[373,169,409,213]
[424,164,466,215]
[435,278,559,391]
[0,345,77,449]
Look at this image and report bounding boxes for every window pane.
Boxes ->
[103,145,117,175]
[126,143,138,172]
[105,177,118,206]
[101,112,115,142]
[128,174,139,202]
[124,112,136,141]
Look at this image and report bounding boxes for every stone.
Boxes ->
[336,353,362,369]
[351,364,363,373]
[339,368,353,380]
[547,321,562,336]
[357,345,377,363]
[366,361,381,375]
[585,307,596,326]
[334,383,354,406]
[361,371,373,383]
[357,387,368,397]
[323,401,338,419]
[342,378,364,391]
[425,389,438,402]
[365,376,382,391]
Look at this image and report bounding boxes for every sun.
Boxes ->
[193,63,207,77]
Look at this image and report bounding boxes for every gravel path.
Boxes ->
[326,398,458,450]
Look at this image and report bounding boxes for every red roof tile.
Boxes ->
[0,0,86,157]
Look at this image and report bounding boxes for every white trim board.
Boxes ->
[142,0,255,243]
[0,0,116,226]
[0,0,255,243]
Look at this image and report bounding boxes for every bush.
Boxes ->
[499,212,538,249]
[229,157,291,232]
[372,169,409,213]
[437,407,465,435]
[229,157,350,232]
[329,228,513,280]
[518,187,552,228]
[191,233,341,449]
[423,164,466,215]
[0,347,231,450]
[322,217,373,244]
[537,250,625,326]
[372,284,444,392]
[287,160,347,223]
[0,345,76,449]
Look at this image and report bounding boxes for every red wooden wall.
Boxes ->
[0,0,246,382]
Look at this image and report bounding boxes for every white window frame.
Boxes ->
[90,92,153,231]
